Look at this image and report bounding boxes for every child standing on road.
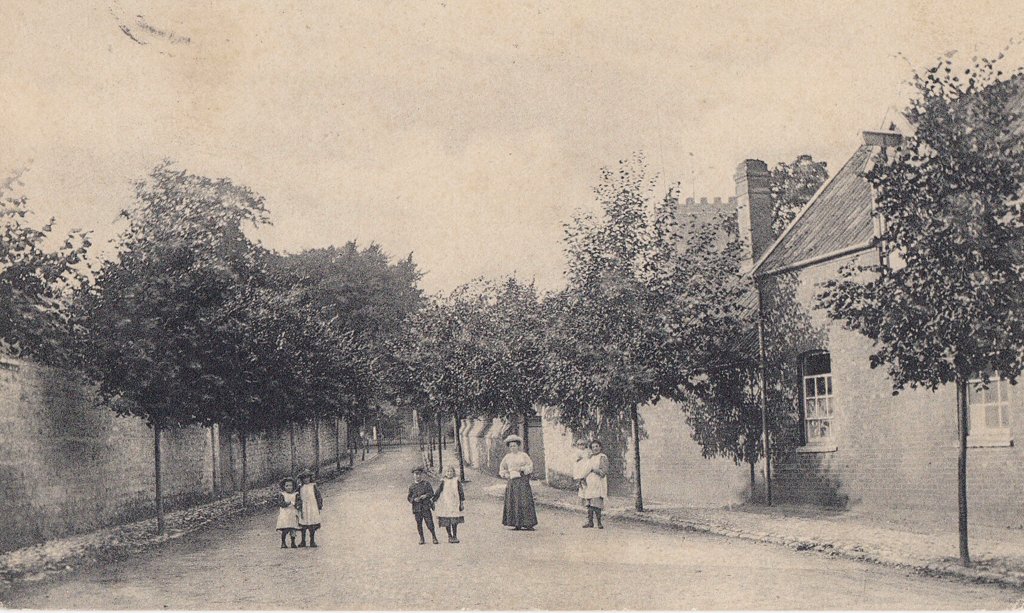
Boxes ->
[275,477,301,548]
[296,469,323,547]
[433,466,465,543]
[408,467,439,545]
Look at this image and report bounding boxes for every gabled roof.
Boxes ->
[753,144,877,277]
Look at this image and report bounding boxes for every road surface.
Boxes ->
[5,447,1021,609]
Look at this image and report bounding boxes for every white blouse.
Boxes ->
[499,451,534,479]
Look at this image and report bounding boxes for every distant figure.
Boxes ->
[433,466,465,543]
[296,469,323,547]
[499,434,538,531]
[580,440,609,529]
[572,439,592,506]
[275,477,301,549]
[409,466,439,544]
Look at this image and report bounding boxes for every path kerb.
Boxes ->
[476,467,1024,590]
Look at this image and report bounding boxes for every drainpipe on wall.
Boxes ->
[756,287,773,506]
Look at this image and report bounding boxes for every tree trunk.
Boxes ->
[314,418,321,478]
[454,414,467,482]
[377,422,383,453]
[522,413,530,454]
[630,405,644,512]
[518,415,526,451]
[289,422,296,476]
[226,428,237,490]
[335,418,341,472]
[437,413,444,474]
[957,376,971,566]
[210,424,218,496]
[154,420,165,535]
[241,432,249,508]
[749,460,756,502]
[349,421,355,467]
[428,419,434,468]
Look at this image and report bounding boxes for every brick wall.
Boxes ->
[760,253,1024,527]
[0,357,349,553]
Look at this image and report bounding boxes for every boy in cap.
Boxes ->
[408,467,439,544]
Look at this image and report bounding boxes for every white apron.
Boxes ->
[582,453,608,500]
[276,491,300,530]
[299,483,322,526]
[435,477,463,518]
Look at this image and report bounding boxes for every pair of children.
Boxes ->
[408,466,465,545]
[276,469,324,548]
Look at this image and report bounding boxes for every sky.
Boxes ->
[2,1,1023,293]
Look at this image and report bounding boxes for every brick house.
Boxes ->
[744,124,1024,528]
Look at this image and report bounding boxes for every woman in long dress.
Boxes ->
[580,440,609,529]
[499,434,538,530]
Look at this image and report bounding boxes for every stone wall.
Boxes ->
[0,357,348,553]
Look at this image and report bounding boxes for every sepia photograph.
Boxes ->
[2,1,1024,610]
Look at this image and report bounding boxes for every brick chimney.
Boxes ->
[734,159,775,271]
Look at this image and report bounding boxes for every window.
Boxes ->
[968,376,1012,443]
[801,352,835,445]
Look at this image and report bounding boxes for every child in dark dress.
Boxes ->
[408,467,439,545]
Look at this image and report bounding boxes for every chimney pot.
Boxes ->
[863,131,902,147]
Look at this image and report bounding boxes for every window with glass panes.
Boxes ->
[968,377,1011,439]
[801,352,834,443]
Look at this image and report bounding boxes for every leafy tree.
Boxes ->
[281,243,424,441]
[392,277,547,480]
[818,57,1024,565]
[769,154,829,234]
[0,168,91,364]
[547,155,749,511]
[75,162,269,533]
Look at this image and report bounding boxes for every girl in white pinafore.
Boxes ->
[433,466,465,543]
[580,440,609,529]
[275,477,301,548]
[297,469,323,547]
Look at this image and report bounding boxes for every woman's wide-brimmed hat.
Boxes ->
[504,434,523,446]
[297,468,314,479]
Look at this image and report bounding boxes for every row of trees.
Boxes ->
[1,163,424,534]
[393,154,801,511]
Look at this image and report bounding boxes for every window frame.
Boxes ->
[797,350,838,452]
[967,375,1013,447]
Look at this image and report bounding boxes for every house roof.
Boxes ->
[753,144,877,277]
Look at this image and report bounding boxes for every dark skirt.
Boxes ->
[502,476,538,528]
[438,516,465,527]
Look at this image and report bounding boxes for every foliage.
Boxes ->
[0,168,91,364]
[547,154,750,452]
[768,155,829,234]
[818,57,1024,391]
[394,276,545,426]
[684,366,763,467]
[75,161,270,429]
[280,243,424,421]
